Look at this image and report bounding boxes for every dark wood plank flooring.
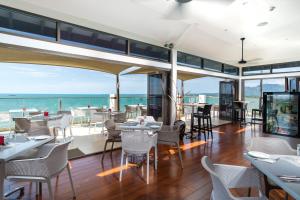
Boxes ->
[6,123,298,200]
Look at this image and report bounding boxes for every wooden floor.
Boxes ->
[7,123,297,200]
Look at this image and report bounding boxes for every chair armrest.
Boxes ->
[6,158,49,177]
[214,164,260,188]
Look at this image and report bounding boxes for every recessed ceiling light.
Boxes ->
[269,6,276,12]
[257,22,268,27]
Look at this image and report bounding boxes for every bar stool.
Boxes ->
[193,105,213,141]
[251,108,262,125]
[233,102,247,127]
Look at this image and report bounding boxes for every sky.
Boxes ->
[0,63,221,94]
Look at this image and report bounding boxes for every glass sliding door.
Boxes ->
[219,81,236,120]
[148,74,163,121]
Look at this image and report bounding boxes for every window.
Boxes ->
[243,65,271,75]
[0,7,56,40]
[177,52,201,68]
[244,80,261,112]
[224,64,239,75]
[130,41,170,62]
[203,59,222,72]
[272,62,300,73]
[262,78,285,93]
[60,23,127,53]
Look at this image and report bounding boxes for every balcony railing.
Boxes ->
[0,94,147,131]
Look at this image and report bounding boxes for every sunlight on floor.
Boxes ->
[181,140,207,151]
[96,164,136,177]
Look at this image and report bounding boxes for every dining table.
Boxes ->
[116,121,163,132]
[9,108,39,117]
[245,153,300,199]
[0,135,54,200]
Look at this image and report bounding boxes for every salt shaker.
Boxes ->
[297,144,300,156]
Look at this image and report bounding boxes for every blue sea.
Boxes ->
[0,94,147,113]
[0,93,220,129]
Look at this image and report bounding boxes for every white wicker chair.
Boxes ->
[89,111,109,134]
[119,130,157,184]
[158,125,183,168]
[56,111,73,138]
[6,140,76,200]
[201,156,267,200]
[102,119,121,161]
[71,109,86,125]
[247,137,296,198]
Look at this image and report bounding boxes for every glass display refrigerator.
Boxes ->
[263,92,300,137]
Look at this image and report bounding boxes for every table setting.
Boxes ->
[245,148,300,199]
[117,116,162,132]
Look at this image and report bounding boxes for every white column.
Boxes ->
[170,49,178,125]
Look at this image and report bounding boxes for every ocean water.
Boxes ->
[0,93,221,129]
[0,94,147,113]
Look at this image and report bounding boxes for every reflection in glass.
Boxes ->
[60,23,127,53]
[148,74,163,120]
[203,59,222,72]
[264,92,299,137]
[0,7,56,40]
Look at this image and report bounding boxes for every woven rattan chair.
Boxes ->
[6,140,76,200]
[201,156,267,200]
[119,130,157,184]
[89,111,109,134]
[158,125,183,168]
[102,119,121,161]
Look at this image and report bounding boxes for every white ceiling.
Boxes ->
[1,0,300,67]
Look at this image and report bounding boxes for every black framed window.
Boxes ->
[203,59,222,72]
[224,64,239,75]
[243,65,271,76]
[177,52,201,68]
[130,41,170,62]
[272,62,300,73]
[60,23,127,53]
[0,7,56,40]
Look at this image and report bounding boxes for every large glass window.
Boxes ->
[262,78,285,92]
[60,23,127,53]
[203,59,222,72]
[130,41,170,62]
[244,80,261,111]
[244,78,286,113]
[0,7,56,40]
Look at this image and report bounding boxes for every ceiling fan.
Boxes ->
[132,0,234,20]
[238,37,263,64]
[167,0,234,19]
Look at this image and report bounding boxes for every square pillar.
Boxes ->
[170,49,178,125]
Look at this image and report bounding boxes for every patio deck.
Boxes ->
[5,123,296,200]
